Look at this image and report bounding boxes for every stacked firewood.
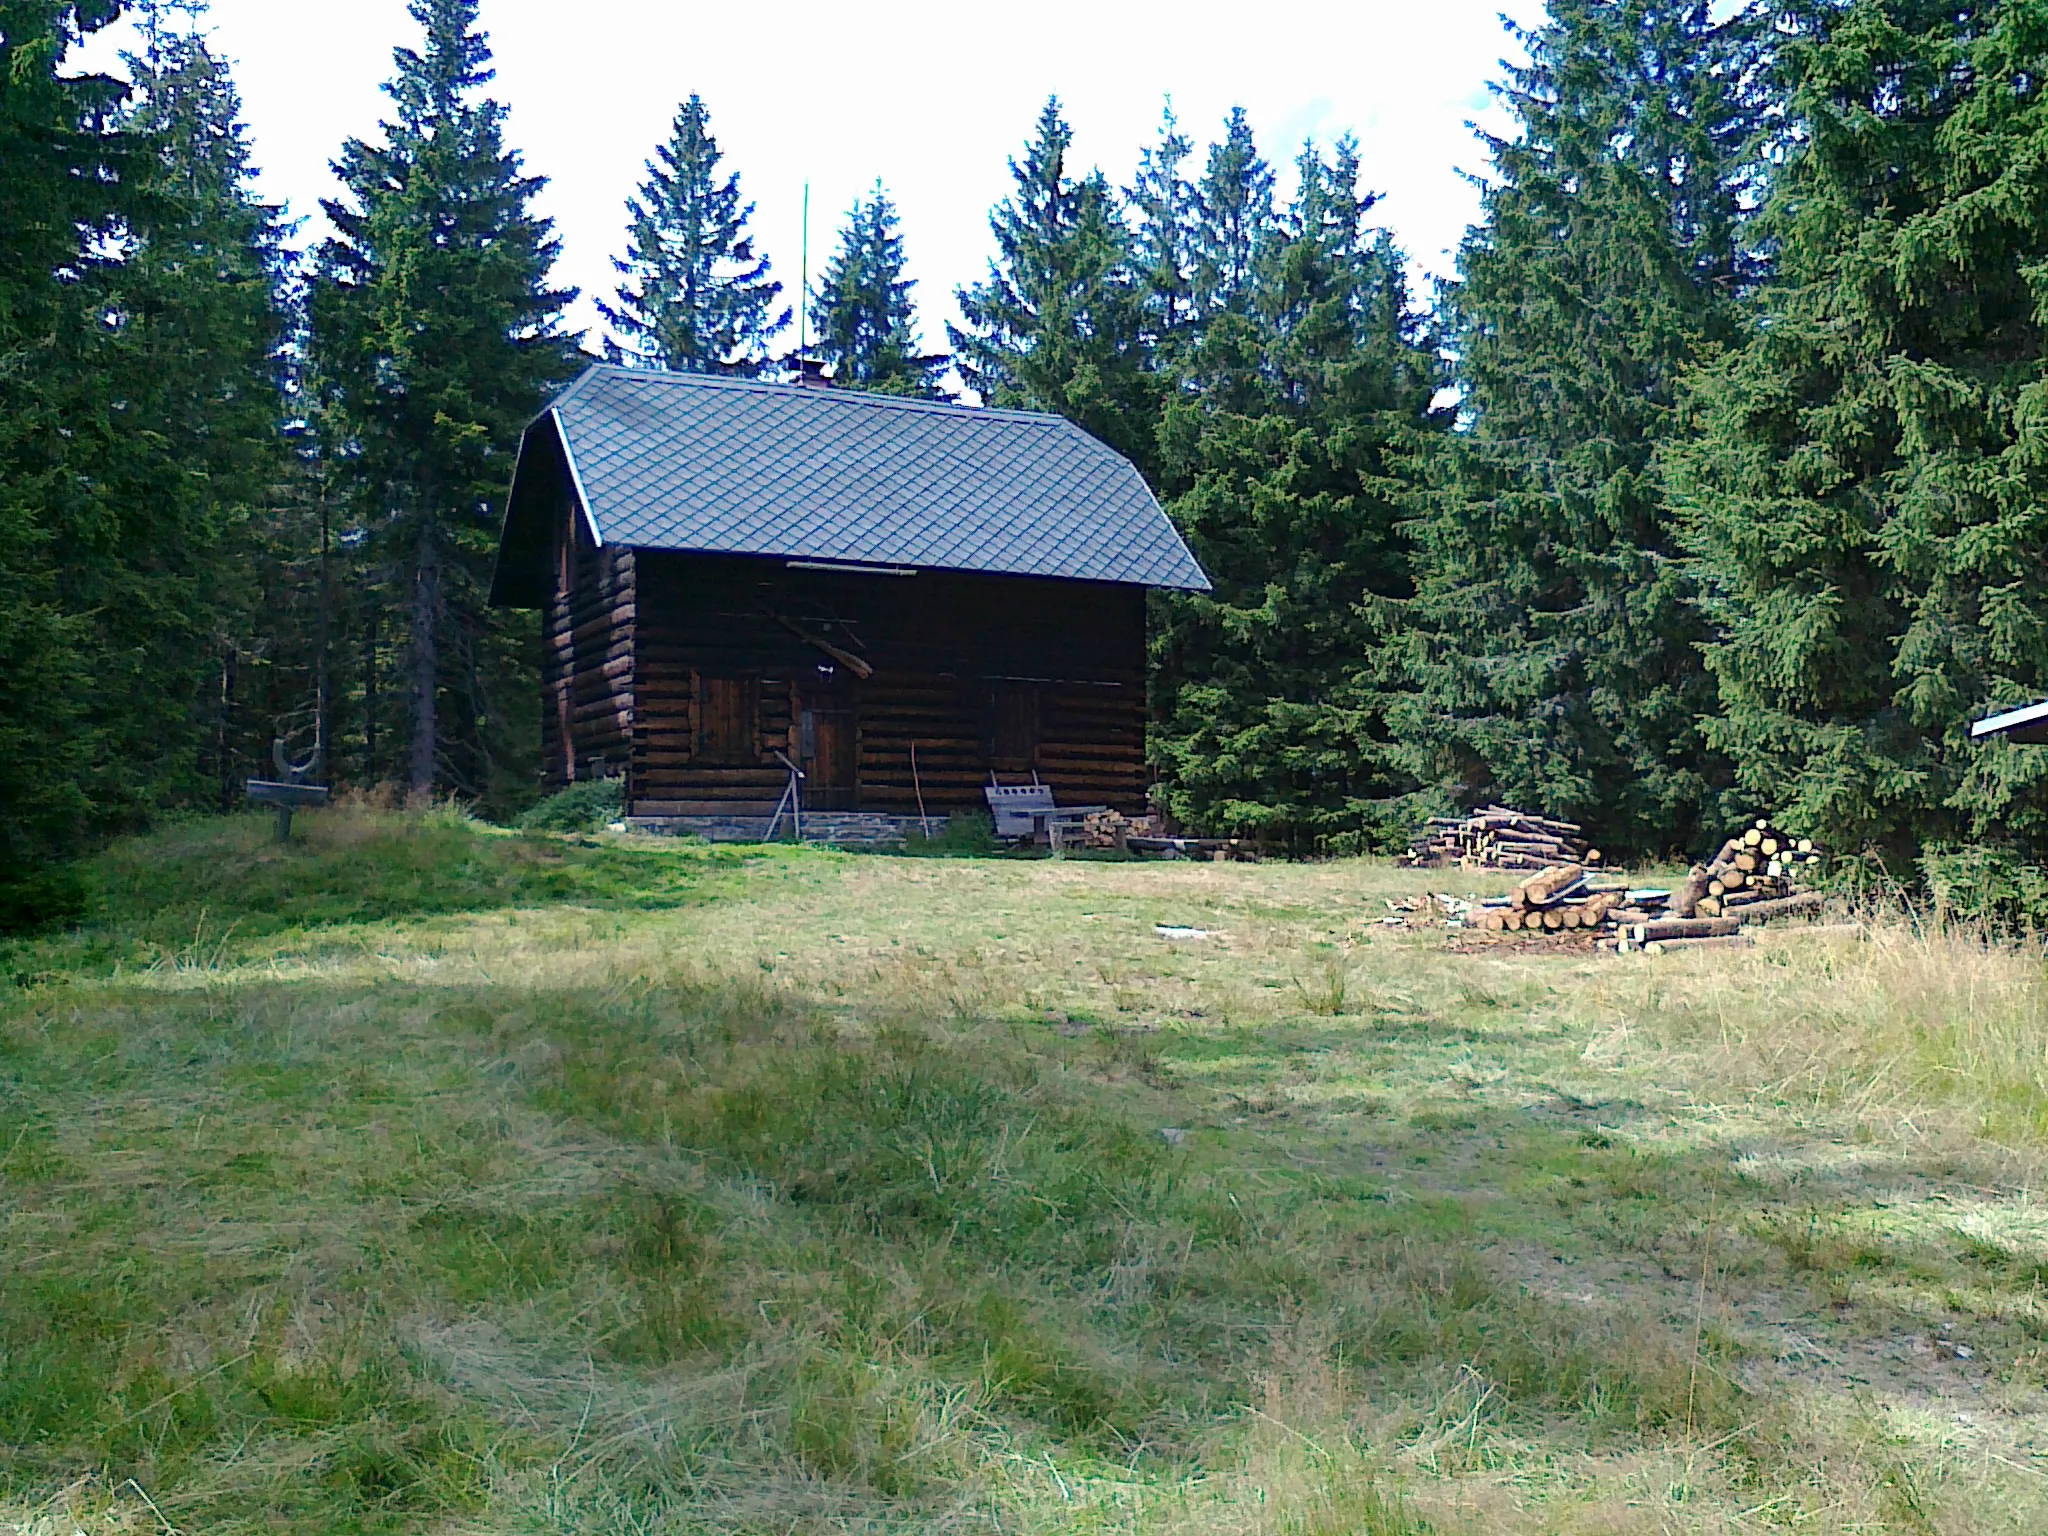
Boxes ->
[1461,817,1833,953]
[1471,863,1623,933]
[1075,811,1254,860]
[1402,806,1598,871]
[1669,819,1824,919]
[1078,809,1159,849]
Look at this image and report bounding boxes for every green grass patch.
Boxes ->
[2,806,763,978]
[3,810,2046,1531]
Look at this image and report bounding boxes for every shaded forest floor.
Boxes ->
[5,806,2048,1533]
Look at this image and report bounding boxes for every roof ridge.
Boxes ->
[547,364,606,412]
[567,360,1069,428]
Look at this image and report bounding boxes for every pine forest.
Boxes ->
[16,0,2048,924]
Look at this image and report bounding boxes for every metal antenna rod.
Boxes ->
[799,181,809,366]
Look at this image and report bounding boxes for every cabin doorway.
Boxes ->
[800,669,859,810]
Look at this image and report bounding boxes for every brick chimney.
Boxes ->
[789,357,831,389]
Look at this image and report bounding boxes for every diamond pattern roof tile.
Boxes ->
[539,365,1209,590]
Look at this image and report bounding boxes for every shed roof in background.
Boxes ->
[1971,699,2048,745]
[491,365,1209,604]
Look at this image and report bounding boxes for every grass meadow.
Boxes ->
[5,804,2048,1533]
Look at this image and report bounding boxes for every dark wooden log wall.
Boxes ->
[626,552,1148,816]
[540,509,636,789]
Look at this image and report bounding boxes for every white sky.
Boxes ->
[81,0,1543,367]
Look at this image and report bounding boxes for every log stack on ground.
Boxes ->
[1402,806,1597,871]
[1472,863,1619,934]
[1668,818,1825,920]
[1077,809,1159,850]
[1460,814,1838,953]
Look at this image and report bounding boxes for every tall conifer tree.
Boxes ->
[813,182,947,396]
[0,0,132,920]
[0,0,287,923]
[1191,106,1276,319]
[1670,0,2048,860]
[1151,136,1445,849]
[311,0,575,799]
[600,95,786,374]
[113,9,291,809]
[1126,100,1199,361]
[1394,0,1762,855]
[951,97,1158,472]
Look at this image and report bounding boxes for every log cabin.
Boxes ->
[489,364,1210,831]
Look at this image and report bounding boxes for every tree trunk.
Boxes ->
[315,476,331,774]
[363,608,378,781]
[217,646,236,811]
[410,520,440,798]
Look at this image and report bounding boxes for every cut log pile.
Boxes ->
[1666,819,1824,920]
[1401,806,1599,872]
[1462,817,1835,953]
[1071,810,1256,860]
[1470,862,1617,935]
[1077,809,1158,849]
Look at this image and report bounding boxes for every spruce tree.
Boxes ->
[1150,136,1445,849]
[311,0,575,800]
[951,97,1158,473]
[1670,0,2048,861]
[812,181,947,396]
[1393,0,1762,856]
[106,9,291,811]
[1190,106,1276,319]
[0,1,128,920]
[1126,100,1199,361]
[600,95,787,374]
[0,0,288,924]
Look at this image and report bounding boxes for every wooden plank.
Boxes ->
[560,606,636,646]
[631,766,783,785]
[569,674,633,703]
[629,799,781,816]
[631,759,784,779]
[857,746,983,764]
[1035,743,1145,761]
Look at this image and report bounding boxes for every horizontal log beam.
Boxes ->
[629,799,781,816]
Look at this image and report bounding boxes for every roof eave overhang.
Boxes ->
[1972,699,2048,743]
[552,406,604,549]
[488,413,582,608]
[622,543,1211,591]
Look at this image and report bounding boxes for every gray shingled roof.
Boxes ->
[529,365,1208,590]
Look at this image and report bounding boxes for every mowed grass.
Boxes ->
[5,807,2048,1532]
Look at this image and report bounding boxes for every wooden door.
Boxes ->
[800,677,859,810]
